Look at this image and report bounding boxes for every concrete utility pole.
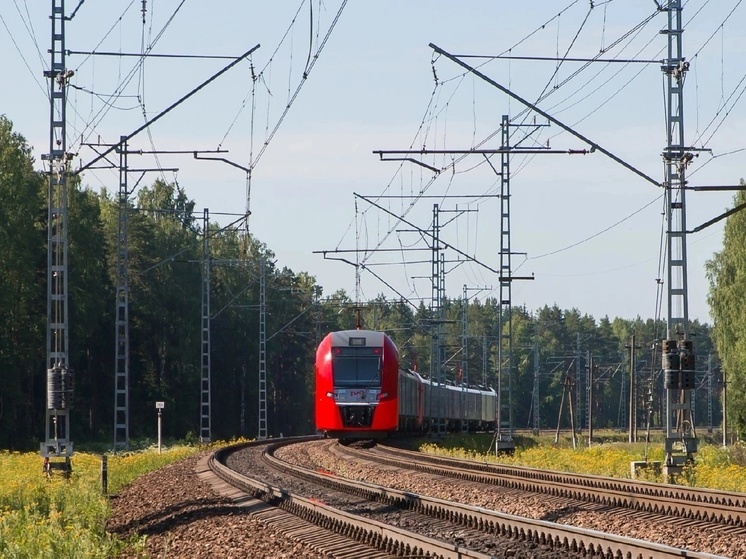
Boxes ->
[618,355,627,430]
[461,285,468,433]
[626,335,642,443]
[722,369,727,447]
[554,369,577,449]
[531,339,540,435]
[587,354,594,447]
[575,334,584,434]
[42,0,74,472]
[706,354,713,433]
[660,0,698,480]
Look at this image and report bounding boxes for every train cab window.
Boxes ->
[331,350,381,388]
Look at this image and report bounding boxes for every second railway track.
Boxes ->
[349,440,746,529]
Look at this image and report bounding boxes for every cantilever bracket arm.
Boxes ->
[429,43,661,188]
[355,193,500,275]
[314,252,419,310]
[194,153,250,174]
[375,152,441,174]
[75,43,260,175]
[689,200,746,234]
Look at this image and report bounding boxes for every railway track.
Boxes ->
[204,437,726,559]
[203,437,491,558]
[354,441,746,529]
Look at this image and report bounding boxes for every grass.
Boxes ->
[416,430,746,491]
[4,432,744,557]
[0,444,202,559]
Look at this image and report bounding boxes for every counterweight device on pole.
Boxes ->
[661,0,697,479]
[42,0,74,472]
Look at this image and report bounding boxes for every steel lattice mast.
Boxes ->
[200,209,212,442]
[495,115,515,452]
[429,204,446,435]
[42,0,74,468]
[258,256,267,439]
[113,136,130,450]
[661,0,698,478]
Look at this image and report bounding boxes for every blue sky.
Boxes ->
[2,1,745,323]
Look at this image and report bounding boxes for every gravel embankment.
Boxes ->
[107,443,743,558]
[106,451,327,558]
[275,441,742,559]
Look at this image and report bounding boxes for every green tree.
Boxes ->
[0,115,46,448]
[706,186,746,436]
[67,183,114,440]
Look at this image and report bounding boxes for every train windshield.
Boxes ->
[332,352,381,388]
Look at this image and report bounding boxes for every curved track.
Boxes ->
[205,438,725,559]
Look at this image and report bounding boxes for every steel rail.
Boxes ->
[367,442,746,527]
[255,440,724,559]
[211,440,493,559]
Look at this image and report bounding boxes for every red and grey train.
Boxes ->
[315,329,497,439]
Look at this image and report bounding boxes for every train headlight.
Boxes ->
[377,392,388,400]
[326,392,337,399]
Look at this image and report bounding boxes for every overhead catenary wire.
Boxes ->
[13,0,46,71]
[514,17,661,177]
[424,7,662,187]
[406,7,668,294]
[689,0,742,60]
[70,0,188,154]
[693,71,746,149]
[138,2,167,185]
[0,11,47,98]
[76,43,260,175]
[217,0,316,153]
[10,2,739,318]
[348,0,740,316]
[249,0,349,173]
[528,194,664,260]
[348,3,666,302]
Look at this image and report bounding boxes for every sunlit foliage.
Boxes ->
[0,445,199,558]
[421,437,746,492]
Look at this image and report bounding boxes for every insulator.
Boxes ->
[662,339,678,353]
[681,339,694,352]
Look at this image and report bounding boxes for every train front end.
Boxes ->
[315,330,399,439]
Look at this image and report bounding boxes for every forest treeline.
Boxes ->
[0,115,739,450]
